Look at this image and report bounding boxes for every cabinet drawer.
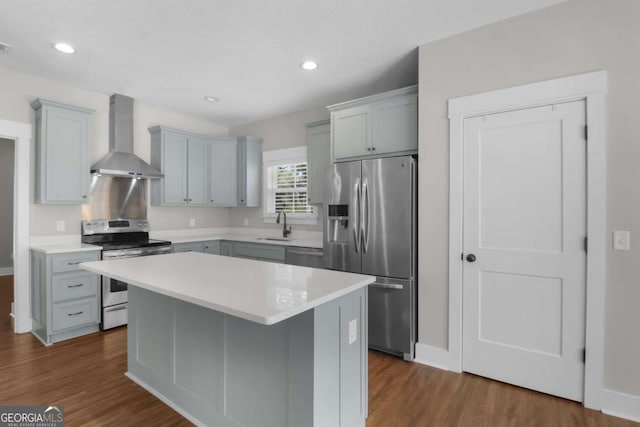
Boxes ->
[233,243,285,261]
[51,252,100,274]
[52,271,98,302]
[173,242,205,253]
[52,298,99,332]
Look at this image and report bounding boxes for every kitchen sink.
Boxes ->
[256,237,292,242]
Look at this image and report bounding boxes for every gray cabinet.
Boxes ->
[236,136,263,207]
[150,127,210,206]
[209,138,238,206]
[306,120,330,204]
[327,85,417,161]
[220,241,285,263]
[31,250,101,345]
[31,99,93,204]
[173,240,221,255]
[150,126,251,208]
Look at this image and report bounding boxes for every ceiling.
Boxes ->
[0,0,565,127]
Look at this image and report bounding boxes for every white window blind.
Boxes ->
[263,146,317,224]
[272,163,313,214]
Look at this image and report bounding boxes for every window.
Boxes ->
[263,146,317,224]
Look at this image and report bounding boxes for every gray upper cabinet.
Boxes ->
[32,99,93,204]
[209,138,238,206]
[327,85,418,161]
[306,120,330,204]
[151,127,261,208]
[236,136,263,207]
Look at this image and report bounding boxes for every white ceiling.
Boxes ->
[0,0,565,127]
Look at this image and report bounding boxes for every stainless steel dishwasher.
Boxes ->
[284,247,325,268]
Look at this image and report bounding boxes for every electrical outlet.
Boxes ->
[613,230,630,250]
[189,218,196,228]
[56,220,65,232]
[348,319,358,345]
[244,218,249,226]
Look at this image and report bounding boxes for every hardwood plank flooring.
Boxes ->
[0,278,636,426]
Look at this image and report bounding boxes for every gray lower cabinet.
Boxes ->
[328,85,417,161]
[31,250,101,345]
[173,240,221,255]
[31,99,93,204]
[306,120,330,204]
[220,241,285,263]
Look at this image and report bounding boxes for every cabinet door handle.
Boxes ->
[82,195,87,199]
[372,147,376,151]
[188,198,192,202]
[67,284,84,288]
[183,198,188,202]
[67,311,84,316]
[67,261,81,265]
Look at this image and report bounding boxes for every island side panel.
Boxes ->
[127,285,367,427]
[313,287,367,427]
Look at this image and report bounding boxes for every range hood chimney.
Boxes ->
[90,94,163,179]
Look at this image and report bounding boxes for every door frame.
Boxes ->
[0,119,32,334]
[447,70,607,409]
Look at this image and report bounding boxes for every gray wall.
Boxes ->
[417,0,640,396]
[229,107,330,232]
[0,138,14,269]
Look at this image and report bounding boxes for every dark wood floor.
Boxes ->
[0,276,636,426]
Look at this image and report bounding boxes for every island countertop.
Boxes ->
[80,252,374,325]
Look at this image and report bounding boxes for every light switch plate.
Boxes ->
[189,218,196,227]
[348,319,357,345]
[56,220,65,232]
[613,230,630,250]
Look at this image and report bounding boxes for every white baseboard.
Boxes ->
[602,388,640,422]
[414,342,450,371]
[0,267,14,276]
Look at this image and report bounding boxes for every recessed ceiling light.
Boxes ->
[301,61,318,71]
[204,96,219,102]
[53,42,75,54]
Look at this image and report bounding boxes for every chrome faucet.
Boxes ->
[276,210,292,238]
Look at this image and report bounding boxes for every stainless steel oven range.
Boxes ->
[81,219,172,330]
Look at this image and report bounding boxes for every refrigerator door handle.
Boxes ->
[362,179,369,253]
[353,178,361,253]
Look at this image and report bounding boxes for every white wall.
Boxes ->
[417,0,640,397]
[0,67,231,235]
[0,138,14,269]
[229,106,329,232]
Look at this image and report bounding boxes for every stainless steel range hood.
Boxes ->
[90,94,163,179]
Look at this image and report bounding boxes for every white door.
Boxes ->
[462,100,587,401]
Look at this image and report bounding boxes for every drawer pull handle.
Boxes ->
[67,261,82,265]
[67,284,84,288]
[287,250,323,257]
[68,311,84,316]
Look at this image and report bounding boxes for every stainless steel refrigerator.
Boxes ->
[324,155,416,360]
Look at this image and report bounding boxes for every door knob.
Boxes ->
[466,254,476,262]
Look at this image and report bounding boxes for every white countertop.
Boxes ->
[80,252,373,325]
[152,230,323,249]
[30,242,101,254]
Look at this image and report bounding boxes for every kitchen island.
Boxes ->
[80,252,373,427]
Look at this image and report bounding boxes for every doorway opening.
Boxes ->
[0,138,15,330]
